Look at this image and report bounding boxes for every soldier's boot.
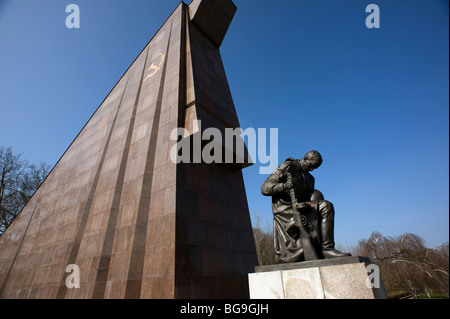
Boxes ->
[321,211,351,259]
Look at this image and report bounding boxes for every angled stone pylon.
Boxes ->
[0,0,258,299]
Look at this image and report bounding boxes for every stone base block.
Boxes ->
[248,256,387,299]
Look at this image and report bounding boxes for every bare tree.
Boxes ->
[0,146,51,235]
[252,211,276,266]
[357,231,449,298]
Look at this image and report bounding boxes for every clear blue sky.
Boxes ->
[0,0,448,248]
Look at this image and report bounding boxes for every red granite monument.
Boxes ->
[0,0,258,299]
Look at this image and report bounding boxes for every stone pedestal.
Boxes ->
[248,256,387,299]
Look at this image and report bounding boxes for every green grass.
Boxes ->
[417,292,448,299]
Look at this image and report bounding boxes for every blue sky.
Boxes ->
[0,0,448,248]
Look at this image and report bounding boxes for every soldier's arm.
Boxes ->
[261,163,289,196]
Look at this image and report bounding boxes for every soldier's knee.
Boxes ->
[310,189,324,202]
[319,200,334,217]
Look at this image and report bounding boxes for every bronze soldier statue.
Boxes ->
[261,150,351,263]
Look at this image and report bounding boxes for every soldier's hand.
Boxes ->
[298,202,312,209]
[284,179,295,190]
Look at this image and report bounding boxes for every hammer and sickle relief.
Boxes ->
[144,53,165,81]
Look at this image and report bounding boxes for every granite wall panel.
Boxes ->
[0,0,257,299]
